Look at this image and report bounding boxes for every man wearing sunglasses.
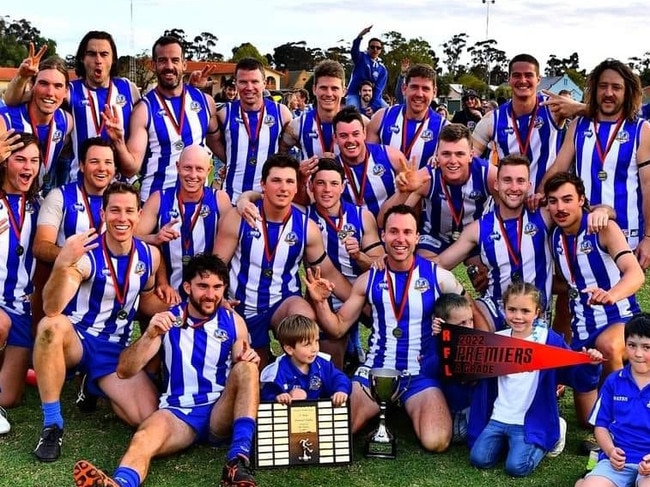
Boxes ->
[346,25,388,114]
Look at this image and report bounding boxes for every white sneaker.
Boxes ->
[0,406,10,434]
[547,417,567,457]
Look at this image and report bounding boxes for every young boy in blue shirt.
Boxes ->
[577,313,650,487]
[261,315,351,406]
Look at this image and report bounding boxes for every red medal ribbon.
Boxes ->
[315,204,344,234]
[593,117,625,166]
[28,104,54,170]
[155,87,187,139]
[441,180,465,232]
[401,107,429,159]
[341,150,369,207]
[385,258,416,322]
[84,82,113,136]
[260,205,292,266]
[181,304,210,329]
[509,103,538,156]
[1,194,25,242]
[102,234,136,307]
[177,189,205,253]
[241,103,265,159]
[314,111,334,153]
[79,183,98,230]
[560,232,579,287]
[496,209,523,269]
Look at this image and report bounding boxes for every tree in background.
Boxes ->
[162,28,223,61]
[230,42,267,64]
[0,16,56,67]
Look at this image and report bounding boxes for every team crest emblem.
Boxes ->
[468,190,482,200]
[199,205,211,218]
[73,202,85,212]
[79,99,90,107]
[308,131,318,139]
[414,278,430,292]
[25,202,35,214]
[190,101,202,112]
[503,127,514,135]
[52,130,63,143]
[616,130,630,143]
[372,164,385,177]
[420,129,434,141]
[168,208,180,219]
[264,115,276,126]
[580,240,593,254]
[524,223,538,236]
[489,232,501,241]
[315,220,325,232]
[157,109,167,118]
[285,231,298,245]
[309,375,322,391]
[248,228,261,239]
[583,129,593,138]
[134,261,146,275]
[214,328,229,342]
[101,267,111,277]
[377,281,389,291]
[556,245,564,255]
[533,116,544,129]
[389,124,400,134]
[235,116,244,123]
[115,94,127,107]
[342,223,356,236]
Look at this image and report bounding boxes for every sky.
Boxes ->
[4,1,647,74]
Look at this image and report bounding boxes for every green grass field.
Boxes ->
[1,273,648,487]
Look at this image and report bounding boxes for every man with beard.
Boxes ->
[333,106,406,217]
[545,172,643,424]
[0,133,41,434]
[72,254,261,487]
[366,63,448,169]
[0,56,73,193]
[135,144,232,304]
[213,57,293,203]
[4,33,140,183]
[472,54,566,192]
[111,36,220,201]
[541,59,650,271]
[31,183,162,462]
[359,80,375,118]
[437,155,558,332]
[304,204,466,453]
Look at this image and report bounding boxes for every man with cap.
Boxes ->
[451,89,484,132]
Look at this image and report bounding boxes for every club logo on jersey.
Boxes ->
[285,231,298,245]
[25,202,36,214]
[468,190,483,200]
[556,244,564,255]
[190,101,202,112]
[503,127,514,135]
[73,202,86,212]
[264,115,276,126]
[115,94,127,107]
[579,240,593,254]
[582,129,593,138]
[420,129,434,142]
[489,231,501,241]
[235,116,244,124]
[377,280,389,291]
[524,223,538,236]
[309,375,322,391]
[248,228,261,239]
[308,131,318,139]
[214,328,229,342]
[616,130,630,143]
[52,130,64,144]
[414,278,430,292]
[533,116,544,129]
[199,205,211,218]
[372,164,385,177]
[79,99,90,107]
[314,220,325,232]
[156,109,167,118]
[101,267,111,276]
[134,261,146,276]
[389,124,400,134]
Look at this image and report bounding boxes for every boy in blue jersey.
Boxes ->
[577,313,650,487]
[73,253,261,487]
[261,314,351,406]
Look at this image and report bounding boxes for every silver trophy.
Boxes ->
[364,368,411,459]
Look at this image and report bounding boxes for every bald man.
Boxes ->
[136,144,232,305]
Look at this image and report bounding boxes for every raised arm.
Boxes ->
[436,220,480,270]
[116,310,169,379]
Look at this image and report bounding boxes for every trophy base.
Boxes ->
[364,439,397,459]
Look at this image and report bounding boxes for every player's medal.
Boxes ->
[263,268,274,278]
[568,287,579,299]
[451,231,461,241]
[247,157,257,165]
[182,255,191,265]
[174,140,185,151]
[597,170,608,181]
[511,271,522,283]
[117,309,128,321]
[172,315,184,328]
[16,245,24,256]
[392,327,403,338]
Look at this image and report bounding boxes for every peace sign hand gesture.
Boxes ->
[188,64,219,89]
[101,105,124,142]
[395,156,429,193]
[18,42,48,79]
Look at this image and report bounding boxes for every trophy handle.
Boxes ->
[392,370,412,402]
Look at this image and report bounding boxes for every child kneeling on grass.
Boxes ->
[261,315,351,407]
[576,312,650,487]
[468,282,603,477]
